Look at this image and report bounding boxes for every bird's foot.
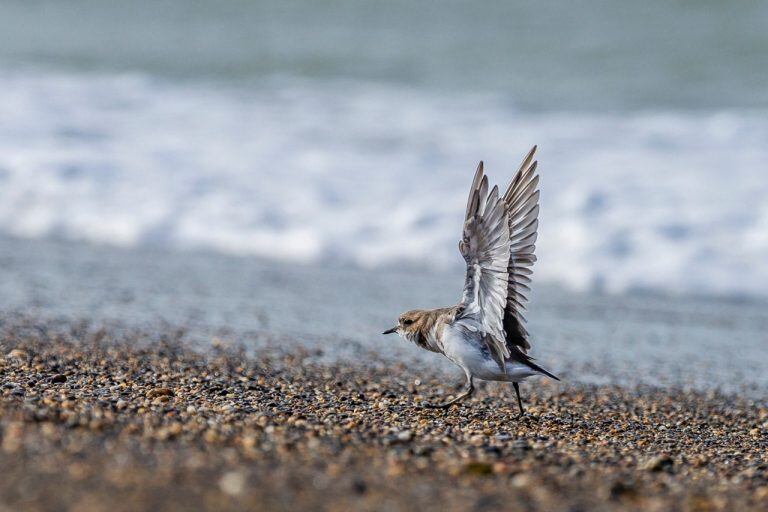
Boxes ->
[418,401,456,410]
[418,394,469,409]
[417,380,473,410]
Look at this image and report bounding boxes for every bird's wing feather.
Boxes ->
[455,147,541,370]
[502,146,540,353]
[456,162,511,369]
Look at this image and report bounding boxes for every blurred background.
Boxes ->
[1,1,767,390]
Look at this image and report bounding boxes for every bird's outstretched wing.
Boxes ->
[502,146,539,354]
[455,161,512,368]
[455,147,540,370]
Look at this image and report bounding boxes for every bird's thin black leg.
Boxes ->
[423,375,474,409]
[513,382,525,417]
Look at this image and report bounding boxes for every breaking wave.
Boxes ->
[1,70,767,297]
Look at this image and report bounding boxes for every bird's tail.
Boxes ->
[508,345,560,381]
[525,358,560,381]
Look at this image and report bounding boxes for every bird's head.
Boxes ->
[382,309,425,341]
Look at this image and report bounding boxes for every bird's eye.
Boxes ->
[402,319,414,325]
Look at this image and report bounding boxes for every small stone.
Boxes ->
[1,422,24,453]
[352,478,367,495]
[609,480,638,500]
[147,388,174,398]
[642,454,674,472]
[492,462,511,474]
[218,471,246,496]
[396,430,413,442]
[511,439,531,451]
[204,430,219,443]
[7,349,28,360]
[693,455,709,467]
[50,374,67,384]
[464,462,493,476]
[511,473,533,488]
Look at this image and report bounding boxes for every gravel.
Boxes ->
[0,321,766,511]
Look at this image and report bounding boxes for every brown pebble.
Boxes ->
[146,388,174,398]
[464,462,493,476]
[642,454,674,472]
[6,349,28,360]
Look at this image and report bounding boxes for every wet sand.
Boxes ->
[1,321,766,512]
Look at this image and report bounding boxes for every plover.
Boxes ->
[383,147,558,415]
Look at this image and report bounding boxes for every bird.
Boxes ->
[383,146,559,415]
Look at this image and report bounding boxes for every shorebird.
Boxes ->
[383,147,558,415]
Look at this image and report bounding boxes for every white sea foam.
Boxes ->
[1,70,767,296]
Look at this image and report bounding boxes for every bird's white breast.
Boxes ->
[441,323,537,382]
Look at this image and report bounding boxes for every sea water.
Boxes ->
[1,0,767,296]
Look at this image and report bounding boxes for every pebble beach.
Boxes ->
[2,318,766,512]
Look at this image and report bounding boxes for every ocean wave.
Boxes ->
[1,70,767,297]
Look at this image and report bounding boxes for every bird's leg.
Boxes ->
[513,382,525,417]
[423,375,474,409]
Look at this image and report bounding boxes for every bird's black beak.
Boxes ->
[382,327,398,335]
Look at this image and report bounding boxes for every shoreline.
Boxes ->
[3,235,768,398]
[2,328,766,511]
